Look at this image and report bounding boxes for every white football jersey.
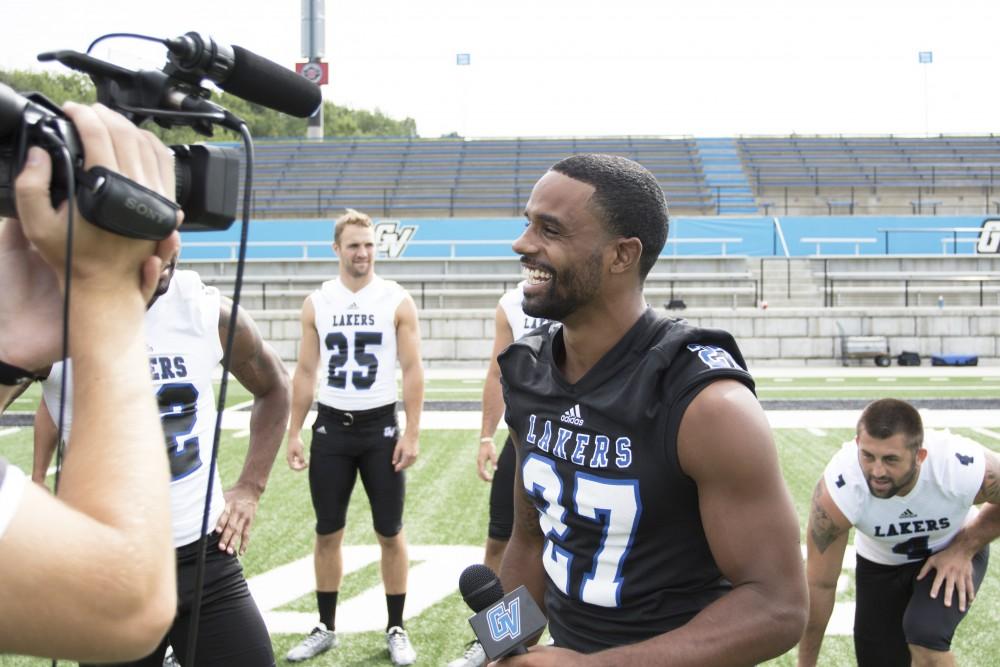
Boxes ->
[0,458,27,541]
[145,270,226,547]
[824,430,985,565]
[41,361,74,439]
[37,271,225,548]
[499,282,550,341]
[311,276,406,410]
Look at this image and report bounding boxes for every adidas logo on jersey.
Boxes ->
[316,425,327,435]
[899,508,917,519]
[348,302,359,310]
[560,404,584,426]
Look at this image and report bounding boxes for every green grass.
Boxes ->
[2,418,1000,665]
[6,374,997,415]
[422,375,1000,402]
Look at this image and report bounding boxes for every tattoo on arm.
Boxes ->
[982,453,1000,504]
[809,482,842,554]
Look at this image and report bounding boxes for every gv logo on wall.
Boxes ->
[976,219,1000,254]
[375,221,418,258]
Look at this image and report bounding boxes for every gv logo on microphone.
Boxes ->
[486,598,521,642]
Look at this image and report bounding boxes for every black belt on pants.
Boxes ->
[317,401,396,427]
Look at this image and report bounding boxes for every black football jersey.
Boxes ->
[499,308,755,652]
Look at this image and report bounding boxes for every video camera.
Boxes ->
[0,32,321,237]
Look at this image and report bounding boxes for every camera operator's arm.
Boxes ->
[0,211,60,412]
[215,297,291,556]
[0,103,179,662]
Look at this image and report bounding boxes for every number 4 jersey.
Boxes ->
[499,308,755,652]
[311,276,406,410]
[824,431,985,565]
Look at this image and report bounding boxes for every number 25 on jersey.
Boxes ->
[325,331,382,390]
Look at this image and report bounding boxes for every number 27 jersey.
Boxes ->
[500,309,755,651]
[311,276,406,411]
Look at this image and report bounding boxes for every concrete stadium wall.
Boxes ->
[251,306,1000,368]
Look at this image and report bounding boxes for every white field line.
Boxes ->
[250,545,482,635]
[757,385,990,392]
[250,544,855,637]
[0,428,20,438]
[218,409,1000,432]
[972,427,1000,441]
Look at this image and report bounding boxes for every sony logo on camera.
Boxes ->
[125,195,172,226]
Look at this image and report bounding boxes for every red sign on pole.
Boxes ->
[296,61,329,86]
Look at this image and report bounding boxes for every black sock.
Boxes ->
[386,593,406,631]
[317,590,338,631]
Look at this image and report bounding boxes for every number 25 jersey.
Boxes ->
[499,308,755,652]
[311,276,406,411]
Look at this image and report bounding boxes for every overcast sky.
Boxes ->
[3,0,997,138]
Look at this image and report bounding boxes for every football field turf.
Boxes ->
[5,371,1000,414]
[2,414,1000,665]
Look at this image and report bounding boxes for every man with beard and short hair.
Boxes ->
[799,398,1000,667]
[285,208,424,665]
[497,154,807,664]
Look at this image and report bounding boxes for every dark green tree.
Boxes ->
[1,69,418,143]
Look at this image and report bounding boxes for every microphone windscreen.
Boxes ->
[224,46,322,118]
[459,564,505,613]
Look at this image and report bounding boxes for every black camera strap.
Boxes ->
[75,166,181,241]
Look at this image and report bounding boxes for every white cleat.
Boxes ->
[446,639,486,667]
[285,624,337,662]
[386,626,417,665]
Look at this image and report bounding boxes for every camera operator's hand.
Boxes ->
[16,102,182,295]
[0,102,181,371]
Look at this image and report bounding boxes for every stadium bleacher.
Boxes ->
[740,136,1000,216]
[244,137,715,218]
[236,134,1000,218]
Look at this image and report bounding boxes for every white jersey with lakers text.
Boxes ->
[500,282,550,341]
[40,272,226,547]
[824,431,985,565]
[311,276,406,410]
[146,270,226,547]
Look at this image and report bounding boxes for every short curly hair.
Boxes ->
[550,154,669,279]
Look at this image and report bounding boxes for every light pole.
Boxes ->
[456,52,471,137]
[918,50,933,137]
[300,0,327,139]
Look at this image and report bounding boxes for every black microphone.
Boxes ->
[165,32,322,118]
[458,564,547,661]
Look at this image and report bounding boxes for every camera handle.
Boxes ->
[75,166,181,240]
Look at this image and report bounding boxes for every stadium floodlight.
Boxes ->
[918,51,933,136]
